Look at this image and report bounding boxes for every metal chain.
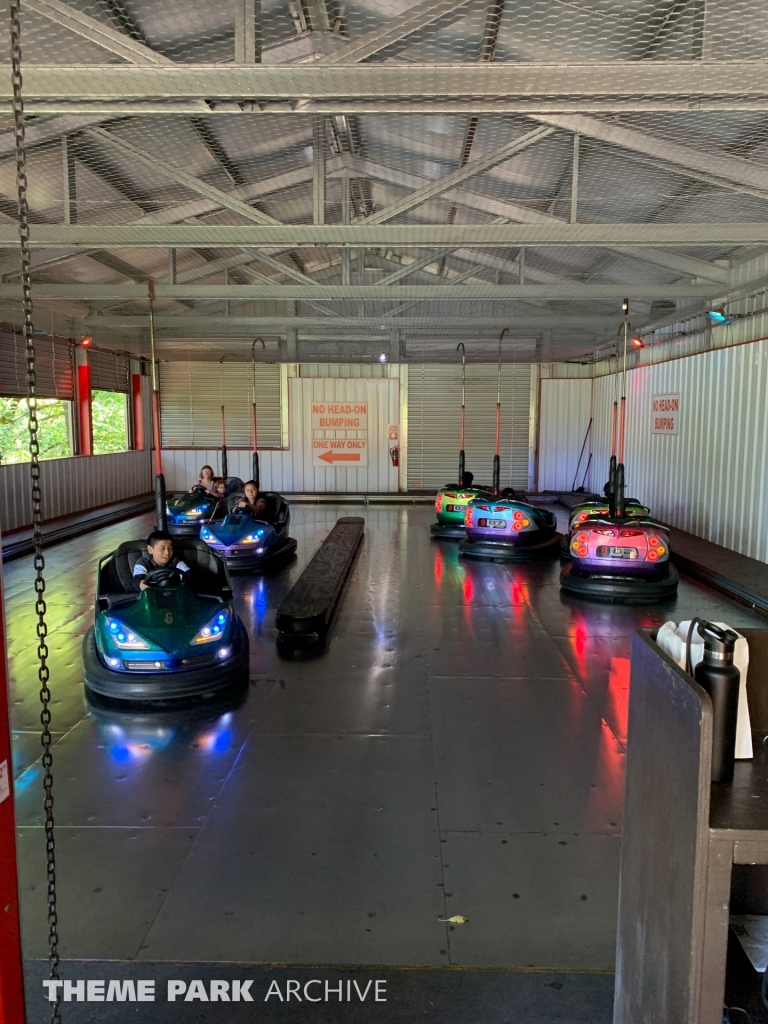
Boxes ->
[9,1,61,1019]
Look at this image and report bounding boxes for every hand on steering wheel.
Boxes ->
[143,566,183,589]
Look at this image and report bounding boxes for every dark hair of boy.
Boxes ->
[147,530,173,547]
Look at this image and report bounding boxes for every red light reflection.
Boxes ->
[606,656,630,745]
[462,573,474,605]
[509,579,526,610]
[434,549,443,587]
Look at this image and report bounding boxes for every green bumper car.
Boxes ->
[430,485,494,540]
[83,538,249,701]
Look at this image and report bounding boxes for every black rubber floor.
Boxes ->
[7,505,767,1022]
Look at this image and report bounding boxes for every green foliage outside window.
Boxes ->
[92,389,128,455]
[0,396,72,464]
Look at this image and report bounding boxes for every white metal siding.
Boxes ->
[159,361,282,448]
[406,363,532,490]
[160,376,400,494]
[592,338,768,563]
[0,448,153,533]
[537,378,593,492]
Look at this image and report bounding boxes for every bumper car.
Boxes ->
[82,538,249,701]
[166,477,243,536]
[560,497,650,558]
[431,485,494,540]
[459,497,561,562]
[560,517,679,603]
[200,491,297,571]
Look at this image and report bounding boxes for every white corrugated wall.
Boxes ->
[592,338,768,562]
[537,378,593,492]
[0,448,153,533]
[160,375,400,493]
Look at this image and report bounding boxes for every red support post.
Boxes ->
[0,558,26,1024]
[130,359,144,451]
[75,347,92,456]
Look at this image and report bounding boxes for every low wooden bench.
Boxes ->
[275,516,364,645]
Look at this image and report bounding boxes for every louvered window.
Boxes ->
[88,347,130,392]
[0,328,74,399]
[159,361,282,448]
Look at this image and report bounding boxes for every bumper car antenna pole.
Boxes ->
[251,339,265,488]
[606,323,620,516]
[219,354,228,480]
[493,329,508,496]
[457,342,466,484]
[148,280,166,531]
[616,299,630,518]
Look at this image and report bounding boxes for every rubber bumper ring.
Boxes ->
[559,561,679,604]
[430,522,466,541]
[459,532,562,563]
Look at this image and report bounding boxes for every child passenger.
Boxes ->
[236,480,268,518]
[192,465,215,492]
[133,530,191,591]
[211,477,228,499]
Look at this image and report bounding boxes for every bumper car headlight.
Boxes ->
[193,609,230,644]
[106,618,157,650]
[242,529,265,544]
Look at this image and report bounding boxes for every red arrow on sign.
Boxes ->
[317,451,362,464]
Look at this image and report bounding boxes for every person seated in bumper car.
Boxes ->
[133,530,192,591]
[235,480,268,519]
[191,464,215,493]
[211,477,228,500]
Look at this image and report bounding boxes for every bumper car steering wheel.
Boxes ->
[143,566,184,589]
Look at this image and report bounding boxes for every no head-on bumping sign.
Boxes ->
[652,393,680,435]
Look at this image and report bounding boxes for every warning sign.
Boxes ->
[311,402,368,431]
[652,393,680,435]
[312,437,368,467]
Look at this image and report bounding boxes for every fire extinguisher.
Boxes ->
[390,446,399,467]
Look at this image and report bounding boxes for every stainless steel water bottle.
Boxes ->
[687,619,741,784]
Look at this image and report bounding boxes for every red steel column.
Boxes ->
[0,554,25,1024]
[75,347,92,456]
[130,359,145,450]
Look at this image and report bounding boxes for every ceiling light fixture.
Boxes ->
[631,336,644,349]
[378,352,387,363]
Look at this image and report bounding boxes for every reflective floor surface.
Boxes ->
[6,505,766,980]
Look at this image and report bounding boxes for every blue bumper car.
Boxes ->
[459,496,561,562]
[82,538,249,701]
[201,491,297,571]
[166,478,243,537]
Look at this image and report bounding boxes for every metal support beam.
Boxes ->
[303,0,331,32]
[570,134,579,224]
[10,62,768,114]
[11,283,719,300]
[519,247,525,284]
[85,127,281,225]
[234,0,260,63]
[3,223,763,248]
[24,0,172,64]
[168,248,177,284]
[364,126,554,224]
[313,116,325,226]
[315,0,475,65]
[533,113,768,201]
[62,135,76,225]
[375,248,457,286]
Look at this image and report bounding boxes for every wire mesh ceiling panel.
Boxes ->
[158,360,282,447]
[1,0,767,365]
[407,362,531,490]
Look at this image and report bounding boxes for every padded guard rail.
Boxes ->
[276,517,364,642]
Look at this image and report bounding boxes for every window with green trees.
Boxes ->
[0,396,72,464]
[92,389,129,455]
